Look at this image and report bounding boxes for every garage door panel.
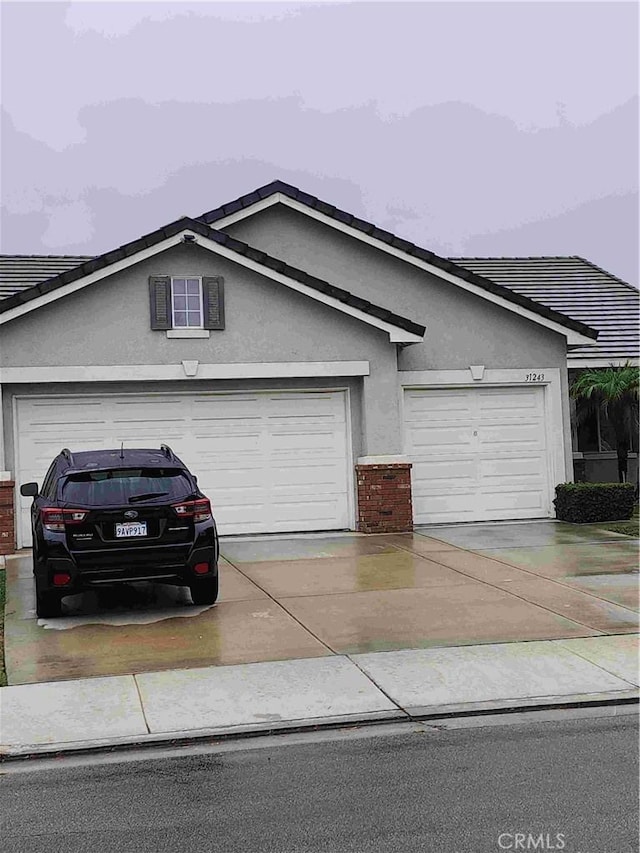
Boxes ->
[479,425,545,449]
[405,386,551,524]
[405,389,471,414]
[270,497,348,531]
[407,427,473,453]
[478,391,541,413]
[480,489,547,513]
[16,391,350,543]
[413,493,478,523]
[192,433,264,455]
[412,458,476,486]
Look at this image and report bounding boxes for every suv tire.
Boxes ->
[189,576,219,606]
[36,583,63,619]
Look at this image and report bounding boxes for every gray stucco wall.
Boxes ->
[225,205,570,372]
[1,243,391,369]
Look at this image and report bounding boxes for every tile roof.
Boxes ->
[197,180,597,341]
[0,255,93,301]
[450,256,639,364]
[0,220,425,338]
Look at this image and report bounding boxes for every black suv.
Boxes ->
[20,445,219,618]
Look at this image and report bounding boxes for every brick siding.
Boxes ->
[355,463,413,534]
[0,481,16,555]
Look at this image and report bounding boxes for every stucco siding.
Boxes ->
[0,244,394,369]
[225,205,569,372]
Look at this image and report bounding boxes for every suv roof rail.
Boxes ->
[160,444,175,460]
[60,448,74,464]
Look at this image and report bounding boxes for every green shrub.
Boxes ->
[553,482,636,523]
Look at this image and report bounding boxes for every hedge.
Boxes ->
[553,482,636,523]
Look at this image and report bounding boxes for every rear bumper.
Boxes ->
[36,539,218,592]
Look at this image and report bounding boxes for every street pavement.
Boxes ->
[2,714,638,852]
[1,521,638,757]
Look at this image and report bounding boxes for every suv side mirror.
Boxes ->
[20,482,39,498]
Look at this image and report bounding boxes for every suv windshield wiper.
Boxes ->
[128,491,170,503]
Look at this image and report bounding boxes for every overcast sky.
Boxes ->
[1,1,638,285]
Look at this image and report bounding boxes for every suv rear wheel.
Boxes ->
[35,580,63,618]
[189,576,219,606]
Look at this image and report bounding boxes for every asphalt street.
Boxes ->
[2,712,638,853]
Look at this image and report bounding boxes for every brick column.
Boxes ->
[0,480,16,555]
[356,463,413,534]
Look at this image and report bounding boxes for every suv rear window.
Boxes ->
[59,468,193,506]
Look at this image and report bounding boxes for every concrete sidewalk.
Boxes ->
[2,633,638,759]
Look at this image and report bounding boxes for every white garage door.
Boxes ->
[404,386,551,524]
[15,391,351,545]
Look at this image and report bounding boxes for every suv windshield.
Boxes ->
[60,468,193,507]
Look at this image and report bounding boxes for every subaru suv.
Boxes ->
[20,445,219,618]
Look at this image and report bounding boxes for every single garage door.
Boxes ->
[15,390,351,545]
[404,385,551,524]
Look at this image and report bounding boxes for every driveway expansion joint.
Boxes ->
[219,551,340,657]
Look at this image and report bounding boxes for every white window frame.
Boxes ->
[170,276,204,330]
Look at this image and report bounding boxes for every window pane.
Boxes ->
[61,468,192,506]
[173,279,186,294]
[186,279,200,295]
[186,294,200,309]
[174,295,186,310]
[187,311,201,327]
[174,310,187,327]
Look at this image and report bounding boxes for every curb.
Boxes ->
[2,693,637,764]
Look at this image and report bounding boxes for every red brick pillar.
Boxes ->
[0,480,16,555]
[356,463,413,534]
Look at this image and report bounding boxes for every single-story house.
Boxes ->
[0,180,636,552]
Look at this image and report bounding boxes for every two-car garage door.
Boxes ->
[404,385,551,524]
[15,391,351,546]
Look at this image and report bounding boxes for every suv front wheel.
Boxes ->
[189,576,219,606]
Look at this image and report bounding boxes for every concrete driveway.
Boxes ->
[3,522,638,685]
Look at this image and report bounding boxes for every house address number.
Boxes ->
[525,372,545,382]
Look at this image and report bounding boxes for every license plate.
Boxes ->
[115,522,147,538]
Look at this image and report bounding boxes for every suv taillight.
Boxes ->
[41,508,88,531]
[172,498,212,523]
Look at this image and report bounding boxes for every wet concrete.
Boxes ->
[220,535,400,563]
[281,585,600,655]
[239,551,474,598]
[419,521,635,550]
[4,557,328,684]
[3,524,638,685]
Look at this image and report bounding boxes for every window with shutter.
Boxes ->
[149,275,225,332]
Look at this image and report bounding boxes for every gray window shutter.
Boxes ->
[202,276,225,330]
[149,276,172,330]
